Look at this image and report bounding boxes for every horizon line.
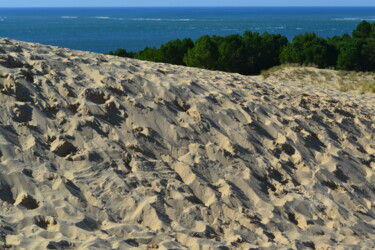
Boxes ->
[1,6,375,8]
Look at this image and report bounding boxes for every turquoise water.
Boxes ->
[0,7,374,53]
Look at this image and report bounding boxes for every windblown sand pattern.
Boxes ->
[0,38,374,249]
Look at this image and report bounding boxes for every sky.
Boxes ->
[0,0,375,7]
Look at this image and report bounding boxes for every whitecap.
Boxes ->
[97,16,124,20]
[131,18,162,21]
[95,16,111,19]
[332,17,360,21]
[91,16,124,20]
[61,16,78,19]
[266,26,285,30]
[131,18,192,22]
[333,17,375,21]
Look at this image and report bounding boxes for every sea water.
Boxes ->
[0,7,374,53]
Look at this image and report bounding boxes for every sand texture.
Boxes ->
[0,38,374,249]
[261,66,375,94]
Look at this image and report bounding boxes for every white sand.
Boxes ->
[0,38,374,249]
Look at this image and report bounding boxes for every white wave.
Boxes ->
[93,16,124,20]
[131,18,192,22]
[333,17,375,21]
[296,27,304,30]
[61,16,78,19]
[95,16,111,19]
[132,18,162,21]
[332,17,360,21]
[265,26,285,30]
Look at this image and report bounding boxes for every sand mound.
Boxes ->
[0,38,374,249]
[261,65,375,94]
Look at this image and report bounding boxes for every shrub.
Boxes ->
[183,35,219,70]
[108,48,135,58]
[280,33,338,68]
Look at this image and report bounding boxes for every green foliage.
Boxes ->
[108,20,375,75]
[335,38,364,71]
[352,20,373,39]
[183,35,219,70]
[108,48,135,58]
[183,32,287,75]
[216,34,246,73]
[135,47,163,62]
[243,32,288,74]
[136,38,194,65]
[330,21,375,71]
[361,38,375,71]
[159,38,194,65]
[280,33,338,68]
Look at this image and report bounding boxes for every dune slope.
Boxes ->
[0,38,374,249]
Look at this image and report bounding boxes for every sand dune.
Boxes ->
[261,65,375,94]
[0,38,374,249]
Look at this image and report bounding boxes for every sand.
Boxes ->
[0,38,374,249]
[261,65,375,94]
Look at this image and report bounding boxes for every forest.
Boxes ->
[108,21,375,75]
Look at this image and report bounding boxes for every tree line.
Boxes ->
[108,21,375,75]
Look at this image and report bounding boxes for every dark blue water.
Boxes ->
[0,7,374,53]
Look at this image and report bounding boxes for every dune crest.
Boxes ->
[0,38,374,249]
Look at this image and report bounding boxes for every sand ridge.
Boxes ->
[0,38,374,249]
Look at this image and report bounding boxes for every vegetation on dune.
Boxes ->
[109,38,194,66]
[108,21,375,76]
[260,65,375,94]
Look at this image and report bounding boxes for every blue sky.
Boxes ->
[0,1,375,7]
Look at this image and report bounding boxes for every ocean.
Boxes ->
[0,7,374,53]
